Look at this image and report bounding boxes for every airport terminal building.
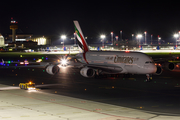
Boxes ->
[0,34,5,47]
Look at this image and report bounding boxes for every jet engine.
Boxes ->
[46,64,60,75]
[162,62,175,71]
[80,67,95,78]
[155,65,163,75]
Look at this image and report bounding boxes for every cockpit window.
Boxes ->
[145,61,154,64]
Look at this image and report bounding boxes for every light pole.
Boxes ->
[120,30,122,41]
[137,34,142,49]
[61,35,66,49]
[74,32,76,45]
[144,31,147,45]
[174,34,179,47]
[111,32,113,45]
[132,34,134,41]
[158,35,161,45]
[100,35,106,48]
[151,34,153,45]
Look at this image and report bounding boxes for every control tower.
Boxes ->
[10,17,18,42]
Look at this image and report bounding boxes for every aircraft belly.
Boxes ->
[124,65,139,74]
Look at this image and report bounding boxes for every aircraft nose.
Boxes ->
[144,64,157,73]
[150,64,157,73]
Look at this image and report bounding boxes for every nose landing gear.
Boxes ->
[146,74,152,82]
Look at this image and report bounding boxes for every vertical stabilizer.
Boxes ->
[73,21,89,53]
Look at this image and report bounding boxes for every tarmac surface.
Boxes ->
[0,64,180,119]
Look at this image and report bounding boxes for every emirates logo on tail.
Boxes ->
[74,21,89,53]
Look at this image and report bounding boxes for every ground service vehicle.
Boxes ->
[19,82,36,90]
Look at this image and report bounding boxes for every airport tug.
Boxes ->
[19,82,36,90]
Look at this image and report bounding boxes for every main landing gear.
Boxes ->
[146,74,152,82]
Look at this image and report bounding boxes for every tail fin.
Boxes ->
[73,21,89,53]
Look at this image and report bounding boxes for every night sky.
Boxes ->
[1,1,180,43]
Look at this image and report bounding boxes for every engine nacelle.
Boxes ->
[162,62,175,71]
[80,67,95,78]
[154,66,163,75]
[46,64,60,75]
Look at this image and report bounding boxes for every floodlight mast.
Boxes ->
[100,35,106,48]
[137,34,142,49]
[111,32,113,45]
[61,35,66,49]
[174,34,179,47]
[144,31,147,45]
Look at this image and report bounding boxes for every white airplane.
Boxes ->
[46,21,165,81]
[1,21,175,81]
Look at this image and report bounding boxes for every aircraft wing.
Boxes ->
[66,57,123,74]
[152,55,180,63]
[85,64,123,74]
[0,59,53,68]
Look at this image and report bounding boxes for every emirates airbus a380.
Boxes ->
[53,21,163,81]
[2,21,172,81]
